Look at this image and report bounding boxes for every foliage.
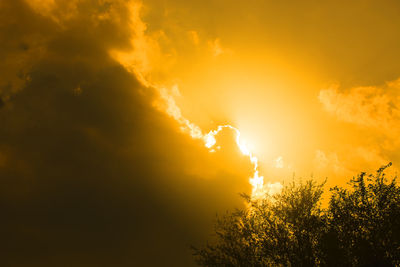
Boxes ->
[193,163,400,266]
[327,162,400,266]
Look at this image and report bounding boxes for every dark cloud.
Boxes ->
[0,1,249,266]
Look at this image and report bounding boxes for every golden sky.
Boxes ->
[123,0,400,187]
[1,0,400,266]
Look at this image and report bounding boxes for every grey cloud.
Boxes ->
[0,1,247,266]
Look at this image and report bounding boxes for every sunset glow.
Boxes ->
[158,83,280,198]
[2,0,400,265]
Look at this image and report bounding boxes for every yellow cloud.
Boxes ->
[25,0,78,25]
[188,30,200,45]
[318,79,400,176]
[319,80,400,133]
[274,156,284,169]
[314,150,348,175]
[208,38,231,57]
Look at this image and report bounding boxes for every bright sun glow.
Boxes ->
[204,125,265,197]
[156,86,282,198]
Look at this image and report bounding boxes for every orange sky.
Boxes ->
[1,0,400,266]
[114,0,400,190]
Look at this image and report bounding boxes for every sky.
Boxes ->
[1,0,400,266]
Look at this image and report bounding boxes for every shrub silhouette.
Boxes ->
[326,162,400,266]
[193,163,400,266]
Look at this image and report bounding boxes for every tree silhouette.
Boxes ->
[326,162,400,266]
[193,163,400,266]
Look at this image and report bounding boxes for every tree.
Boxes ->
[193,163,400,266]
[326,162,400,266]
[193,180,326,266]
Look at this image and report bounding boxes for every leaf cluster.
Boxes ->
[193,163,400,266]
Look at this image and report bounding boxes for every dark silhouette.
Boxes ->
[193,163,400,266]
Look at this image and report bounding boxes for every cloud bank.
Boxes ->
[0,1,251,266]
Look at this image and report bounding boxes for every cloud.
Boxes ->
[208,38,231,57]
[188,30,200,45]
[314,150,348,175]
[0,1,249,266]
[109,2,177,85]
[274,156,284,169]
[0,0,51,104]
[24,0,79,25]
[319,81,400,133]
[318,81,400,176]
